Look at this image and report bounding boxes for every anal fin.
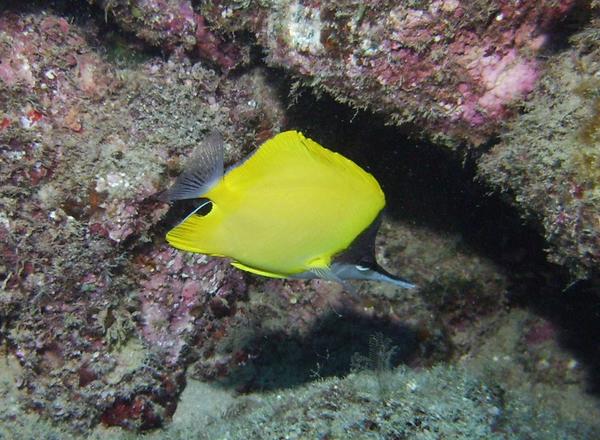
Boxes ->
[230,261,287,279]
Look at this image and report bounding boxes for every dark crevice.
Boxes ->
[2,0,101,27]
[541,0,595,54]
[275,82,600,394]
[218,310,419,392]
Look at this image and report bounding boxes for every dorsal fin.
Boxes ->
[166,131,224,201]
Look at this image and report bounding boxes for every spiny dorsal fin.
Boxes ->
[166,131,224,201]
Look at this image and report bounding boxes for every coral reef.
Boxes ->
[1,1,599,438]
[68,1,598,277]
[72,1,578,145]
[0,5,283,431]
[89,0,245,70]
[478,16,600,279]
[200,0,575,146]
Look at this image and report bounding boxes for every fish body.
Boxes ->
[165,130,415,289]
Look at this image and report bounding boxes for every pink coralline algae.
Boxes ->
[201,0,576,145]
[461,49,539,126]
[91,0,243,70]
[89,177,165,243]
[84,0,577,144]
[136,246,246,366]
[0,8,280,431]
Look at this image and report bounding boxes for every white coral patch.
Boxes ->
[286,3,323,54]
[0,212,10,229]
[95,172,131,196]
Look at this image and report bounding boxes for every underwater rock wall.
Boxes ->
[1,1,599,438]
[478,16,600,279]
[89,0,245,70]
[84,0,598,278]
[83,0,575,145]
[200,0,574,146]
[0,7,283,430]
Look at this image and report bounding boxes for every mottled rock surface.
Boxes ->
[202,0,575,145]
[0,1,599,438]
[478,17,600,279]
[0,6,282,430]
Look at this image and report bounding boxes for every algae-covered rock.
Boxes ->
[89,0,245,70]
[205,0,576,145]
[74,0,598,277]
[83,362,599,440]
[478,17,600,280]
[84,0,577,146]
[0,4,283,430]
[1,1,599,438]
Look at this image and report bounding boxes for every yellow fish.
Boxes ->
[165,130,414,289]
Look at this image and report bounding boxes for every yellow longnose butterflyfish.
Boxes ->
[165,130,415,289]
